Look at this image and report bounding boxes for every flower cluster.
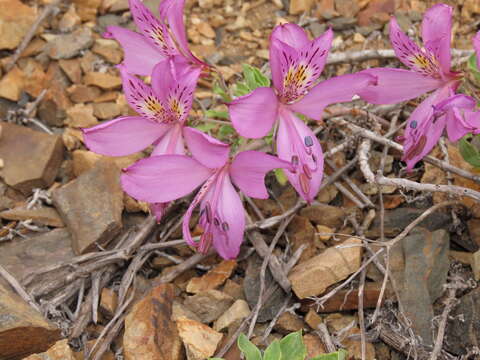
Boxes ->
[83,1,480,259]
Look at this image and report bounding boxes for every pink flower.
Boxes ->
[228,23,375,202]
[121,128,292,259]
[358,4,462,170]
[104,0,208,76]
[82,56,200,220]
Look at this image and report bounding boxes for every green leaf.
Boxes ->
[208,358,225,360]
[459,135,480,168]
[213,82,231,102]
[279,331,306,360]
[205,109,229,120]
[310,349,348,360]
[194,122,217,133]
[274,168,288,186]
[237,334,262,360]
[264,340,282,360]
[467,54,480,84]
[242,64,270,90]
[234,82,252,97]
[218,124,235,139]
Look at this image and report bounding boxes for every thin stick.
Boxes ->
[0,264,41,312]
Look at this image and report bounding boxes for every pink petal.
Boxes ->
[421,4,452,74]
[435,94,477,112]
[159,0,208,67]
[296,27,333,81]
[474,31,480,69]
[357,68,443,105]
[210,175,245,259]
[230,151,293,199]
[103,26,165,76]
[82,116,170,156]
[402,87,450,170]
[150,202,168,222]
[228,87,279,138]
[117,64,166,122]
[389,17,442,77]
[128,0,176,56]
[183,127,230,168]
[446,108,480,142]
[276,109,324,203]
[151,123,185,156]
[269,38,297,94]
[121,155,212,203]
[289,72,376,120]
[270,23,309,50]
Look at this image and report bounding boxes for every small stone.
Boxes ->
[21,59,46,98]
[316,225,333,242]
[184,290,234,324]
[289,238,362,298]
[213,299,250,332]
[47,27,94,59]
[289,0,314,15]
[197,22,216,39]
[468,219,480,248]
[73,0,102,21]
[273,312,306,335]
[187,260,236,294]
[0,66,25,101]
[59,59,82,83]
[300,203,346,229]
[100,288,117,317]
[0,282,61,359]
[52,159,123,254]
[0,205,64,227]
[23,339,75,360]
[317,184,338,203]
[58,4,81,32]
[303,334,326,358]
[176,319,222,360]
[172,301,202,322]
[0,122,63,195]
[222,279,245,300]
[84,71,122,90]
[67,84,102,103]
[92,39,123,64]
[93,102,122,120]
[353,32,365,43]
[0,0,37,50]
[72,149,142,177]
[305,308,322,330]
[62,128,84,151]
[335,0,359,17]
[287,215,319,262]
[198,0,214,9]
[66,103,98,128]
[124,284,183,360]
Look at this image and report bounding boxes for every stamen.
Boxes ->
[304,136,313,147]
[291,155,299,166]
[405,135,427,160]
[213,218,220,226]
[303,164,312,179]
[299,173,310,195]
[199,232,213,253]
[410,120,417,129]
[204,202,212,223]
[221,222,229,232]
[312,154,317,163]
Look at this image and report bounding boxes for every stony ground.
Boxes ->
[1,0,480,359]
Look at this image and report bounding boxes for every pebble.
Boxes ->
[176,319,223,360]
[23,340,75,360]
[0,0,37,50]
[0,66,25,101]
[186,260,236,294]
[184,289,234,324]
[66,103,99,128]
[0,206,64,227]
[213,299,250,332]
[84,71,122,90]
[47,27,94,59]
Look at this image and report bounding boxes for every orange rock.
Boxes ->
[24,340,75,360]
[176,319,223,360]
[84,71,122,90]
[0,66,25,101]
[0,0,37,50]
[186,260,237,294]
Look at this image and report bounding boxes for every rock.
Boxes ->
[289,238,362,299]
[0,122,64,195]
[47,27,94,59]
[300,204,346,229]
[184,290,234,324]
[21,59,47,98]
[23,339,75,360]
[58,5,81,32]
[0,282,61,359]
[213,299,250,332]
[92,102,122,120]
[176,319,223,360]
[73,0,102,21]
[468,219,480,248]
[343,329,376,360]
[289,0,314,15]
[0,66,25,101]
[0,229,74,290]
[172,301,202,323]
[100,288,117,317]
[316,225,333,242]
[328,17,357,31]
[66,103,98,128]
[222,279,245,300]
[84,72,122,90]
[366,207,451,238]
[59,59,82,84]
[72,150,143,177]
[273,311,306,335]
[287,215,319,262]
[335,0,359,17]
[0,205,64,227]
[303,334,326,358]
[52,159,123,254]
[92,39,123,64]
[0,0,37,50]
[358,0,395,26]
[390,228,450,347]
[62,128,84,151]
[124,284,183,360]
[244,254,286,322]
[67,84,102,103]
[305,308,322,329]
[186,260,237,294]
[197,22,216,39]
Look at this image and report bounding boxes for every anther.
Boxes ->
[221,222,229,231]
[204,202,212,223]
[410,120,417,129]
[291,155,299,166]
[303,164,312,179]
[214,218,220,226]
[299,173,310,195]
[304,136,314,147]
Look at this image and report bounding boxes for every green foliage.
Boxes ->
[274,168,288,186]
[237,334,263,360]
[459,134,480,168]
[204,109,230,120]
[209,331,348,360]
[233,64,271,97]
[213,81,231,102]
[468,54,480,85]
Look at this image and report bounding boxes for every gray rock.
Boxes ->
[327,17,357,31]
[47,27,94,59]
[183,290,234,324]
